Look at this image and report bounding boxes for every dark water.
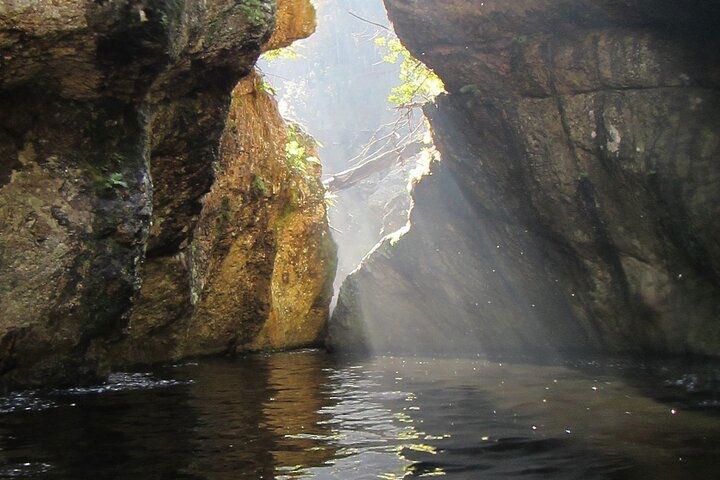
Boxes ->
[1,351,720,479]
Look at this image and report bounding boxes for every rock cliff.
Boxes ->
[117,71,336,364]
[329,0,720,357]
[0,0,335,389]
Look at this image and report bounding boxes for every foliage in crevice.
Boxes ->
[285,123,322,179]
[262,45,304,61]
[374,36,445,108]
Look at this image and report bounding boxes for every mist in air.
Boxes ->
[1,0,720,478]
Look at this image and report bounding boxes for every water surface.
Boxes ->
[1,351,719,479]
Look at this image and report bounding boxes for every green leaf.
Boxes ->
[262,46,304,61]
[258,82,276,96]
[109,172,128,189]
[375,34,445,108]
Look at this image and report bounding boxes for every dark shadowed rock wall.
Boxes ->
[329,0,720,357]
[0,0,335,389]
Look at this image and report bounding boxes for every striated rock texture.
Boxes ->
[329,0,720,357]
[0,0,334,389]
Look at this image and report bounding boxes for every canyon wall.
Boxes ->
[329,0,720,357]
[0,0,335,389]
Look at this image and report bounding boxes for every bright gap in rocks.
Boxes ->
[257,0,444,308]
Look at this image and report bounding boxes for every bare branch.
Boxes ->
[347,11,391,31]
[324,117,426,192]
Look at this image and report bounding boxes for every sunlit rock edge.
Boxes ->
[329,0,720,358]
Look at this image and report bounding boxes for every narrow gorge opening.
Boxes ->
[257,0,442,311]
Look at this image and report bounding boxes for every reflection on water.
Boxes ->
[1,351,719,479]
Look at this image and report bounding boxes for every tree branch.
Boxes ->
[347,11,391,31]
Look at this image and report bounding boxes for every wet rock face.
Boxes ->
[330,0,720,357]
[118,0,332,365]
[120,73,336,363]
[0,0,334,389]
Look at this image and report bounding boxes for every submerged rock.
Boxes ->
[330,0,720,357]
[0,0,335,389]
